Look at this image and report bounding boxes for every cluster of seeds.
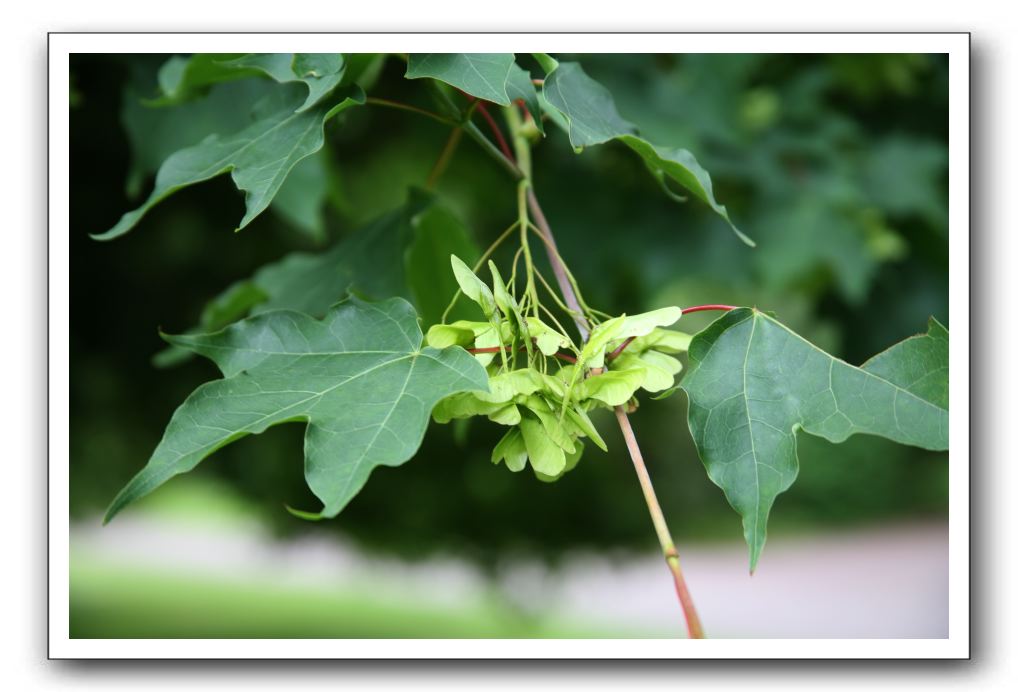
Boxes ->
[426,255,691,481]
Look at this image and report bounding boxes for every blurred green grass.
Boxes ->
[69,553,655,639]
[70,478,666,639]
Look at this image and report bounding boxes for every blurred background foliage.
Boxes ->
[70,53,949,581]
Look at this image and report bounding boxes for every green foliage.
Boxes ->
[406,54,516,105]
[81,52,949,589]
[96,84,365,240]
[153,53,346,111]
[154,191,478,365]
[541,61,752,245]
[542,62,636,147]
[105,297,488,523]
[506,63,544,135]
[681,310,948,570]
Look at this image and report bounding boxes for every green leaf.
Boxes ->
[121,74,271,198]
[121,71,330,242]
[152,53,254,105]
[340,54,388,89]
[531,53,559,76]
[156,193,436,367]
[861,317,949,410]
[680,309,949,572]
[616,137,755,247]
[542,62,750,245]
[94,84,365,241]
[151,281,269,368]
[542,62,636,148]
[505,63,544,135]
[270,150,331,243]
[405,205,481,326]
[153,53,346,112]
[406,54,515,106]
[105,297,488,523]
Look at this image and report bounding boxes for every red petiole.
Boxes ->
[682,304,736,315]
[467,343,577,364]
[471,100,516,164]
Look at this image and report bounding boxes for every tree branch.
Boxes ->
[506,106,706,639]
[614,408,705,639]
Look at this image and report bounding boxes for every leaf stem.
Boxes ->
[607,336,636,362]
[426,127,463,189]
[365,93,522,181]
[682,304,736,315]
[462,121,524,180]
[364,97,454,126]
[523,192,591,340]
[467,343,576,364]
[613,407,705,639]
[475,100,516,164]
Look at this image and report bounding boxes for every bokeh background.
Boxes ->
[69,53,949,638]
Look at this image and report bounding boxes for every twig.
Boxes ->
[426,127,463,188]
[506,108,706,639]
[614,408,705,639]
[525,187,590,341]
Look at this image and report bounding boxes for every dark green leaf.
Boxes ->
[542,61,750,245]
[270,150,331,243]
[680,309,948,572]
[121,71,330,242]
[153,53,346,112]
[617,136,755,247]
[406,54,515,105]
[505,63,544,135]
[860,317,949,410]
[152,53,254,105]
[95,85,364,241]
[404,205,481,326]
[226,53,345,112]
[121,76,271,198]
[542,62,636,147]
[106,297,488,523]
[155,193,463,366]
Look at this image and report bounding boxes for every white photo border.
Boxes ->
[49,32,970,659]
